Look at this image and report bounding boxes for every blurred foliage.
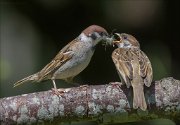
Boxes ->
[0,58,11,80]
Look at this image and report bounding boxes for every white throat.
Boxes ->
[117,43,131,48]
[79,33,92,42]
[79,32,101,46]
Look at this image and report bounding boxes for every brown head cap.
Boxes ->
[120,33,140,47]
[82,25,108,36]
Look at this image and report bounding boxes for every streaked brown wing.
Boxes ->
[112,47,153,87]
[112,48,133,87]
[38,39,77,80]
[136,49,153,87]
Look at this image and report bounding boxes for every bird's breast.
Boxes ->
[53,43,94,79]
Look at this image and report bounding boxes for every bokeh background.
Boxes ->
[0,0,179,125]
[1,0,180,97]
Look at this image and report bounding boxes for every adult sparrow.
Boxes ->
[111,33,153,110]
[14,25,109,93]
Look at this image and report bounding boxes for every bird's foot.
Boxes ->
[79,84,89,88]
[109,82,123,87]
[51,88,65,96]
[109,82,123,91]
[78,84,89,90]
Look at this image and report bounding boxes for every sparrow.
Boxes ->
[111,33,153,110]
[14,25,109,94]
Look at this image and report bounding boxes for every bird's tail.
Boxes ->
[132,85,147,111]
[14,73,39,87]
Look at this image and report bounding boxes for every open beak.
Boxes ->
[112,33,122,46]
[113,40,121,44]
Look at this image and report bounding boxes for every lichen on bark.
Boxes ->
[0,77,180,124]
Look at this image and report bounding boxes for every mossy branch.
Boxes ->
[0,77,180,124]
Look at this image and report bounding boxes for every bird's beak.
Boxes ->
[112,33,122,46]
[113,40,121,44]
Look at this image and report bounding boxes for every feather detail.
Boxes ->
[14,73,39,87]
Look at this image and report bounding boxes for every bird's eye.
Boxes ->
[91,33,97,40]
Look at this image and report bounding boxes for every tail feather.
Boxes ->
[14,73,38,87]
[133,85,147,111]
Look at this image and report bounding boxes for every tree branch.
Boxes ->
[0,77,180,124]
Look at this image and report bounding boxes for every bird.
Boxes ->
[111,33,153,110]
[14,25,109,94]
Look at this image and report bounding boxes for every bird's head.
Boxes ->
[113,33,140,48]
[79,25,109,46]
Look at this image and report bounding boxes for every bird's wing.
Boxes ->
[38,39,78,80]
[112,47,153,87]
[136,49,153,87]
[112,48,133,87]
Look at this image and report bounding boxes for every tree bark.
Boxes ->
[0,77,180,125]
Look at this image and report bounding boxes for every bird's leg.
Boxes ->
[53,79,57,90]
[79,84,89,88]
[51,80,65,95]
[109,82,123,91]
[109,82,123,87]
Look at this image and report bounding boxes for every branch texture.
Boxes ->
[0,77,180,124]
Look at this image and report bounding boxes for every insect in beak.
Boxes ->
[112,33,122,47]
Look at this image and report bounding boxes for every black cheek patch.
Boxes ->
[91,33,97,40]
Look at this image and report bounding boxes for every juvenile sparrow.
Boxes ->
[14,25,109,93]
[111,33,153,110]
